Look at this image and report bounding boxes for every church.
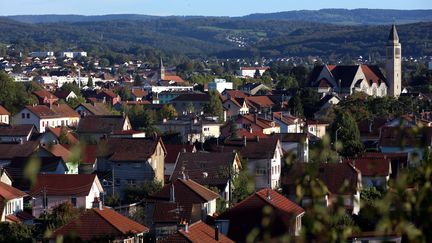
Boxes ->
[310,25,402,97]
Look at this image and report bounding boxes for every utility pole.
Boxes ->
[43,186,47,218]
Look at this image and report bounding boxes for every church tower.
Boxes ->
[159,57,165,80]
[386,24,402,97]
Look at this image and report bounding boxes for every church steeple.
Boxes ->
[386,24,402,97]
[388,24,399,44]
[159,57,165,80]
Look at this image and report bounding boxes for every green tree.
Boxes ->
[203,90,224,121]
[45,202,82,229]
[158,104,178,121]
[331,111,364,157]
[116,87,132,101]
[231,157,254,204]
[58,127,71,145]
[60,82,81,96]
[0,222,34,243]
[0,71,29,114]
[66,96,86,109]
[87,76,94,87]
[123,180,162,204]
[134,74,144,87]
[289,93,304,117]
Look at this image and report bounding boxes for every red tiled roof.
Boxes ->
[162,220,234,243]
[164,144,195,164]
[131,89,147,98]
[152,202,192,223]
[51,104,80,117]
[46,127,79,145]
[345,158,391,177]
[0,105,10,115]
[163,75,185,83]
[216,137,279,160]
[238,114,279,130]
[54,90,75,100]
[81,144,98,164]
[25,105,59,118]
[245,96,274,109]
[98,138,163,162]
[0,124,34,137]
[149,178,219,204]
[33,90,58,100]
[0,181,27,200]
[222,90,249,99]
[42,144,71,162]
[51,207,148,240]
[77,115,127,134]
[29,174,100,197]
[379,126,432,147]
[282,162,359,195]
[217,189,303,242]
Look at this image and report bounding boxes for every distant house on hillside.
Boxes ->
[237,67,270,78]
[0,105,10,125]
[75,102,112,117]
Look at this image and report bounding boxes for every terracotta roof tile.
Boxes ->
[0,124,34,137]
[98,138,163,162]
[0,182,27,200]
[46,127,79,145]
[77,102,112,116]
[164,144,195,164]
[217,189,303,242]
[51,104,80,117]
[345,158,391,177]
[29,174,100,197]
[0,105,10,116]
[52,207,148,240]
[77,115,127,134]
[162,220,234,243]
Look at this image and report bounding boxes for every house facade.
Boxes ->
[29,174,104,217]
[0,105,10,124]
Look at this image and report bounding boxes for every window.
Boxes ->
[256,168,266,175]
[42,121,45,127]
[115,178,121,186]
[71,197,77,207]
[22,113,25,119]
[27,113,30,119]
[126,179,136,186]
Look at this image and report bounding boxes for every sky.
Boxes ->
[0,0,431,16]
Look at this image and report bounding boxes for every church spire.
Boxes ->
[388,24,399,44]
[159,57,165,80]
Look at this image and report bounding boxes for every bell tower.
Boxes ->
[159,57,165,80]
[386,24,402,97]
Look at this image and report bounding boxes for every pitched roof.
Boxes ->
[170,152,239,186]
[238,114,279,130]
[152,202,193,223]
[0,181,27,200]
[46,126,79,144]
[0,105,10,116]
[379,126,432,147]
[81,144,98,164]
[345,158,391,177]
[77,115,127,134]
[76,102,112,116]
[217,189,304,242]
[42,144,71,162]
[98,137,163,162]
[222,89,248,99]
[29,174,100,197]
[0,141,39,160]
[282,162,360,195]
[149,178,219,204]
[51,104,80,117]
[25,105,59,119]
[388,24,399,42]
[163,75,185,83]
[161,220,234,243]
[0,124,34,137]
[33,89,58,100]
[216,137,279,160]
[54,90,75,100]
[131,89,147,98]
[51,207,148,240]
[164,144,195,164]
[245,96,275,109]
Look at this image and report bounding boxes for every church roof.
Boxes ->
[388,24,399,43]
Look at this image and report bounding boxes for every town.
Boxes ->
[0,14,431,243]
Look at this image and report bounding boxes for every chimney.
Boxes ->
[215,226,220,241]
[266,188,272,200]
[170,184,175,202]
[254,113,258,123]
[243,136,247,147]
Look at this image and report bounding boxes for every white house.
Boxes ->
[29,174,103,218]
[0,173,27,222]
[208,79,233,94]
[12,105,80,133]
[237,67,270,78]
[0,105,10,124]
